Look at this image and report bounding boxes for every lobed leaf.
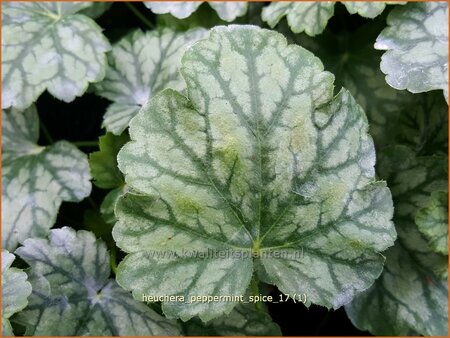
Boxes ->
[145,1,247,22]
[114,26,396,322]
[89,132,128,189]
[346,146,448,336]
[2,106,92,251]
[14,227,181,336]
[2,250,32,336]
[375,2,449,102]
[289,21,448,153]
[262,2,403,36]
[95,28,207,135]
[2,1,111,110]
[262,2,335,36]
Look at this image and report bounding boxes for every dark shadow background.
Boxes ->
[35,2,380,336]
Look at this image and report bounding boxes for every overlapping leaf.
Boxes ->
[2,250,32,336]
[145,1,247,22]
[2,2,110,110]
[90,132,129,224]
[288,20,448,152]
[346,146,448,336]
[14,227,180,336]
[2,106,92,251]
[262,2,403,36]
[95,28,207,135]
[375,2,449,102]
[113,26,396,322]
[183,303,281,336]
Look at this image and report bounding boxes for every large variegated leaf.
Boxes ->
[416,191,448,255]
[113,26,396,322]
[2,250,32,336]
[183,303,281,336]
[262,2,335,36]
[145,1,247,22]
[14,227,180,336]
[375,2,449,102]
[346,146,448,336]
[95,28,207,135]
[2,2,110,110]
[262,2,402,36]
[2,106,91,251]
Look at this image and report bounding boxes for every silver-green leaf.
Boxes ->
[14,227,181,336]
[262,2,335,36]
[113,26,395,322]
[346,146,448,336]
[2,106,92,251]
[144,1,248,22]
[262,2,402,36]
[2,1,111,110]
[375,2,449,102]
[416,191,448,255]
[2,250,32,336]
[95,28,207,135]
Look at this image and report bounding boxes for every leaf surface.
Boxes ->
[145,1,247,22]
[90,132,128,189]
[114,26,396,321]
[95,28,207,135]
[2,106,92,251]
[183,303,281,336]
[262,2,402,36]
[262,2,335,36]
[2,2,110,110]
[375,2,449,101]
[2,250,32,336]
[346,146,448,336]
[416,191,448,255]
[14,227,180,336]
[289,20,447,153]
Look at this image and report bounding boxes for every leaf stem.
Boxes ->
[250,276,264,312]
[40,120,54,144]
[125,2,155,29]
[110,246,118,274]
[72,141,99,147]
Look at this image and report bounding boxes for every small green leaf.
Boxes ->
[114,26,395,322]
[375,2,449,101]
[416,191,448,255]
[14,227,181,336]
[2,250,32,336]
[346,145,448,336]
[2,106,92,251]
[101,187,126,224]
[2,2,111,110]
[183,303,281,336]
[145,1,247,22]
[89,132,128,189]
[262,2,335,36]
[95,28,207,135]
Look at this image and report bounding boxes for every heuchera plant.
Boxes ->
[1,1,448,337]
